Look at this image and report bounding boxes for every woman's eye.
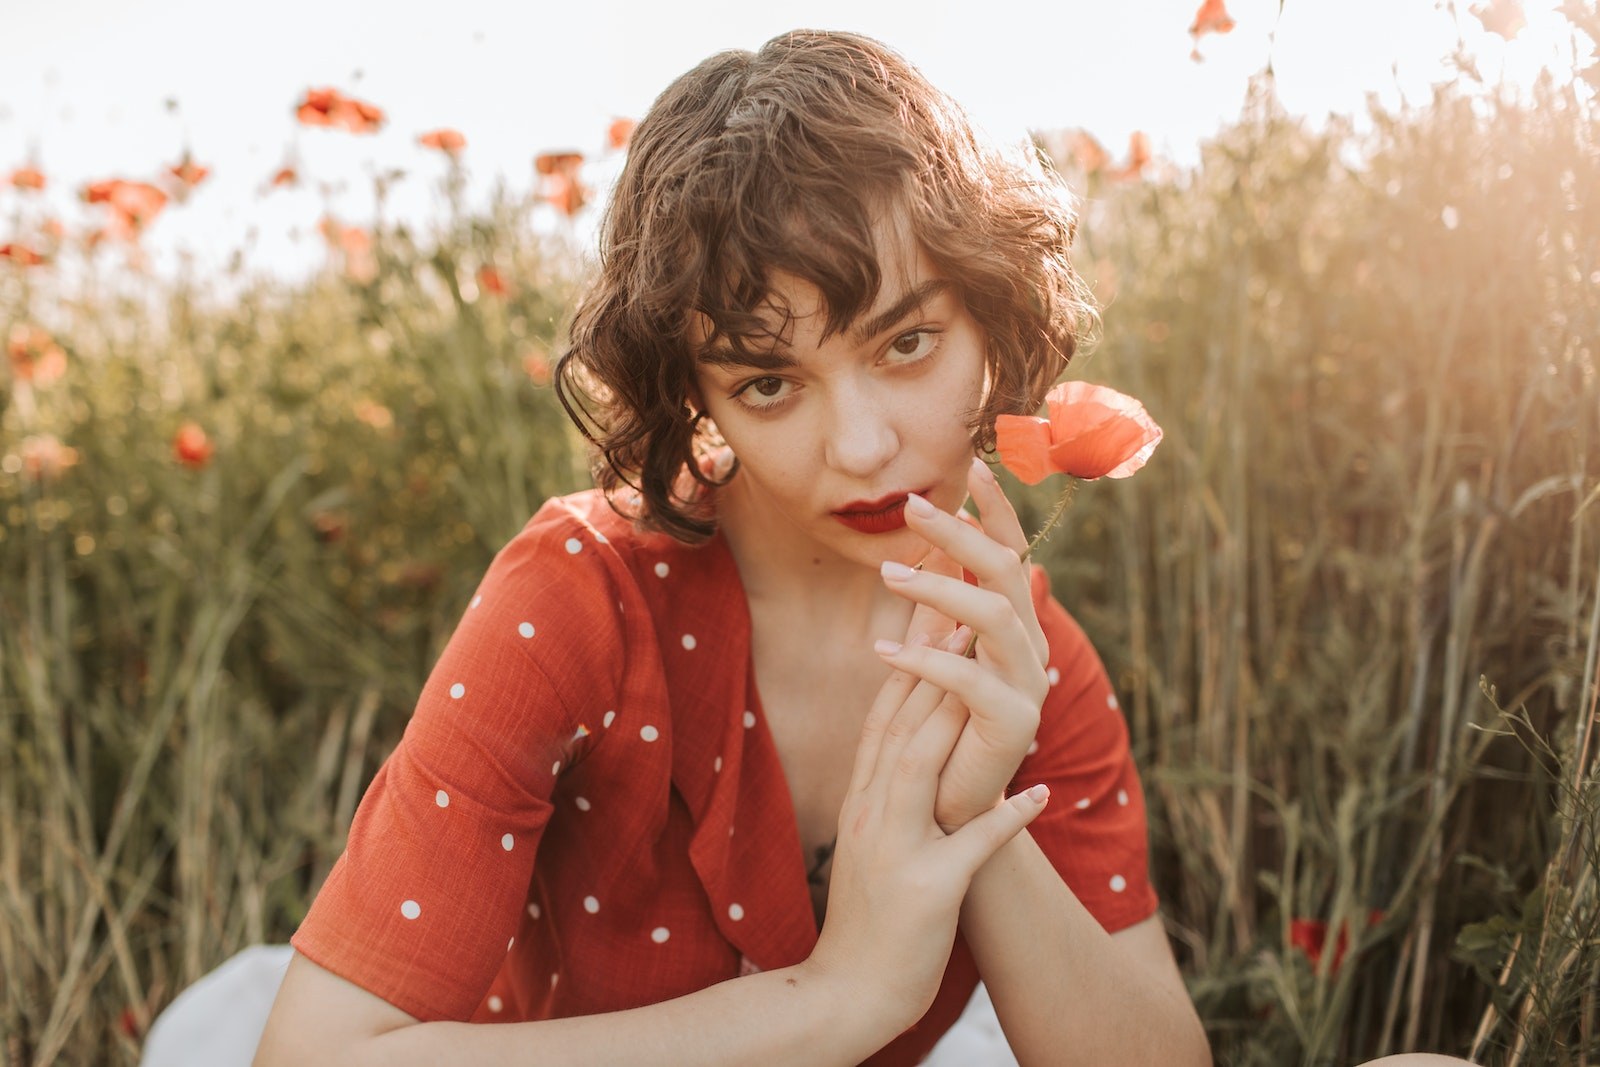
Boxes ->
[733,375,793,411]
[887,330,939,362]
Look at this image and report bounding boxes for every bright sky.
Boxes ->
[0,0,1584,284]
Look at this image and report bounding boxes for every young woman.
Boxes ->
[251,29,1469,1067]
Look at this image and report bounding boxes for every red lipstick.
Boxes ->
[831,487,932,535]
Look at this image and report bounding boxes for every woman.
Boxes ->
[250,29,1465,1067]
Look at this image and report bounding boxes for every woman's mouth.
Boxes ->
[831,486,932,535]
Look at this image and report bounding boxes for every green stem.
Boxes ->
[963,476,1080,659]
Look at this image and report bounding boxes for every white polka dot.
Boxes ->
[449,682,465,700]
[501,833,515,851]
[654,562,669,578]
[640,724,659,742]
[518,621,535,639]
[728,903,745,921]
[1110,874,1127,893]
[1027,740,1039,756]
[528,902,541,920]
[713,756,723,773]
[681,633,697,650]
[507,937,514,951]
[435,790,449,808]
[1046,666,1060,686]
[742,711,756,729]
[574,796,591,811]
[487,995,503,1013]
[1074,797,1091,810]
[552,760,561,775]
[650,926,670,944]
[1117,789,1129,806]
[1107,693,1119,709]
[565,537,582,554]
[401,899,421,920]
[550,972,559,988]
[584,895,600,913]
[603,710,616,728]
[729,825,735,836]
[470,594,482,609]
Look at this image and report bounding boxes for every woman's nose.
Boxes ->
[822,385,900,476]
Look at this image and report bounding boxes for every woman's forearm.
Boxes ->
[293,961,892,1067]
[959,830,1211,1067]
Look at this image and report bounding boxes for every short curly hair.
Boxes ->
[556,29,1098,544]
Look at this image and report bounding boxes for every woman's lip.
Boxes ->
[832,486,934,516]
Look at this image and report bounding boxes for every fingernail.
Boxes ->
[904,493,936,519]
[943,626,971,651]
[880,560,917,581]
[1025,784,1050,804]
[874,639,903,656]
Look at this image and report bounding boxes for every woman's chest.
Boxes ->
[750,642,890,929]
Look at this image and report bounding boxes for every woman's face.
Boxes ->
[690,215,988,571]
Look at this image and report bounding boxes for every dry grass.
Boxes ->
[2,24,1598,1066]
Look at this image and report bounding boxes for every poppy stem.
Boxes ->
[1020,479,1079,565]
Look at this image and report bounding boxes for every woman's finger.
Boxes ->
[875,636,1042,730]
[880,561,1044,685]
[943,782,1051,878]
[847,632,933,796]
[865,627,969,795]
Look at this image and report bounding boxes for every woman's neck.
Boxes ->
[714,480,915,643]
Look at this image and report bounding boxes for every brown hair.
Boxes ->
[556,29,1097,544]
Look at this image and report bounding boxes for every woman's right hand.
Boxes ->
[804,630,1051,1034]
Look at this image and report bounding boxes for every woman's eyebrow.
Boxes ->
[695,277,952,371]
[850,278,953,344]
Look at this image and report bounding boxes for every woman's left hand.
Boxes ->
[873,456,1051,833]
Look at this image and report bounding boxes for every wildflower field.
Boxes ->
[3,7,1598,1066]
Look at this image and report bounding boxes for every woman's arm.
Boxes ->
[960,830,1212,1067]
[258,627,1052,1067]
[254,950,885,1067]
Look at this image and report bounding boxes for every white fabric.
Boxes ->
[140,944,1018,1065]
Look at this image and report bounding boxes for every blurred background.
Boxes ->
[2,1,1597,1064]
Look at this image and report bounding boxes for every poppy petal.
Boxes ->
[994,414,1057,485]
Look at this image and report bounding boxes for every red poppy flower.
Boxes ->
[8,324,67,384]
[83,179,169,239]
[7,166,45,190]
[606,117,637,151]
[534,151,588,217]
[418,128,467,154]
[270,166,299,188]
[319,219,377,283]
[476,265,509,297]
[1189,0,1236,38]
[40,217,65,241]
[994,381,1163,484]
[0,242,46,267]
[166,155,210,189]
[1289,910,1385,975]
[173,422,214,469]
[1472,0,1526,40]
[1108,132,1152,182]
[295,87,385,135]
[522,349,552,385]
[21,434,80,482]
[1068,130,1109,175]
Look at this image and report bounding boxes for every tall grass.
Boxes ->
[2,27,1598,1067]
[1025,40,1600,1066]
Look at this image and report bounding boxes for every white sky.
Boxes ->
[0,0,1584,283]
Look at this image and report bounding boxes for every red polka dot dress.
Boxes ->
[290,489,1158,1065]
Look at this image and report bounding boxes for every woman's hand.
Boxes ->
[807,640,1050,1032]
[874,457,1051,833]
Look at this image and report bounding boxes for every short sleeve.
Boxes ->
[1012,564,1159,933]
[290,501,625,1021]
